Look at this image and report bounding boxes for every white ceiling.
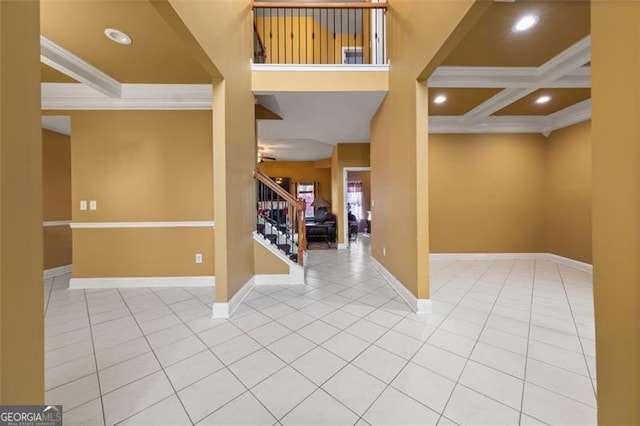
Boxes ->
[257,91,386,161]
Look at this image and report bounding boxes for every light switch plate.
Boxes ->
[89,200,97,211]
[195,253,203,264]
[80,200,87,211]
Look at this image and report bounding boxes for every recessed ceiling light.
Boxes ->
[512,15,539,32]
[536,95,551,104]
[104,28,132,45]
[434,95,447,104]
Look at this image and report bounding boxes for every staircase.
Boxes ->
[254,169,307,265]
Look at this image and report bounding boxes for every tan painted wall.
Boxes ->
[331,143,370,244]
[252,70,388,92]
[167,0,256,302]
[370,0,483,299]
[73,228,214,278]
[0,0,44,404]
[429,133,547,253]
[592,2,640,423]
[258,160,332,203]
[254,240,289,275]
[546,121,592,263]
[70,110,213,278]
[42,129,71,269]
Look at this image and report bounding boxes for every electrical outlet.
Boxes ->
[89,200,97,211]
[383,247,386,256]
[195,253,203,264]
[80,200,87,211]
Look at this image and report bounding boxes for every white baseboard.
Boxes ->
[429,252,593,274]
[70,276,215,289]
[546,253,593,273]
[44,264,72,279]
[212,276,255,319]
[429,253,547,261]
[371,257,432,315]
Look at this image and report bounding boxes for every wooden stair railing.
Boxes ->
[254,169,307,266]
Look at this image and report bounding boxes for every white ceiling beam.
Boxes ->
[459,35,591,124]
[543,99,591,134]
[41,83,213,110]
[41,35,122,98]
[429,66,590,88]
[41,115,71,135]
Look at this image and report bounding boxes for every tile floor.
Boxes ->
[44,237,597,425]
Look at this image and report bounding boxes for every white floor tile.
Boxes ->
[62,397,104,426]
[363,386,440,426]
[478,327,528,356]
[45,354,96,391]
[102,371,174,425]
[412,343,467,381]
[99,352,161,394]
[428,329,476,358]
[45,374,100,411]
[228,348,286,388]
[522,382,597,426]
[527,340,590,377]
[178,368,246,423]
[165,350,224,391]
[297,320,341,344]
[252,366,317,419]
[322,331,370,362]
[198,391,276,425]
[353,345,407,384]
[247,320,292,346]
[391,362,456,413]
[374,330,423,360]
[443,384,520,426]
[291,346,347,386]
[154,334,207,367]
[344,319,388,343]
[277,310,317,331]
[392,317,437,341]
[120,394,191,426]
[459,360,523,410]
[525,359,597,407]
[94,337,151,371]
[267,332,316,363]
[210,334,262,365]
[322,364,386,415]
[281,389,359,425]
[470,342,526,379]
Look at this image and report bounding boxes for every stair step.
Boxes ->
[256,223,265,234]
[277,244,291,255]
[264,234,278,244]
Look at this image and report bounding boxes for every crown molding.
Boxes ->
[42,83,213,110]
[429,66,590,88]
[429,99,591,135]
[41,35,122,98]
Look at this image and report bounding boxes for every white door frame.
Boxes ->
[342,166,371,248]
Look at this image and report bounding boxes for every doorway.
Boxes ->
[343,167,371,246]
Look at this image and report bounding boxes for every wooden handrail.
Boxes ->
[254,169,304,210]
[253,2,387,9]
[254,168,306,266]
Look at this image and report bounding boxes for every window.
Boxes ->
[297,183,315,217]
[347,181,363,221]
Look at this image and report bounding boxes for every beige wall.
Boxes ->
[0,0,44,403]
[254,240,289,275]
[73,228,214,278]
[166,0,256,303]
[42,129,72,269]
[429,133,547,254]
[331,143,370,244]
[252,70,388,93]
[258,160,332,203]
[370,0,483,298]
[69,110,214,278]
[546,121,592,263]
[592,2,640,424]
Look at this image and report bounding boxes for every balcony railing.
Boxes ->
[253,2,387,65]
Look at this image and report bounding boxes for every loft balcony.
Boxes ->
[253,1,388,67]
